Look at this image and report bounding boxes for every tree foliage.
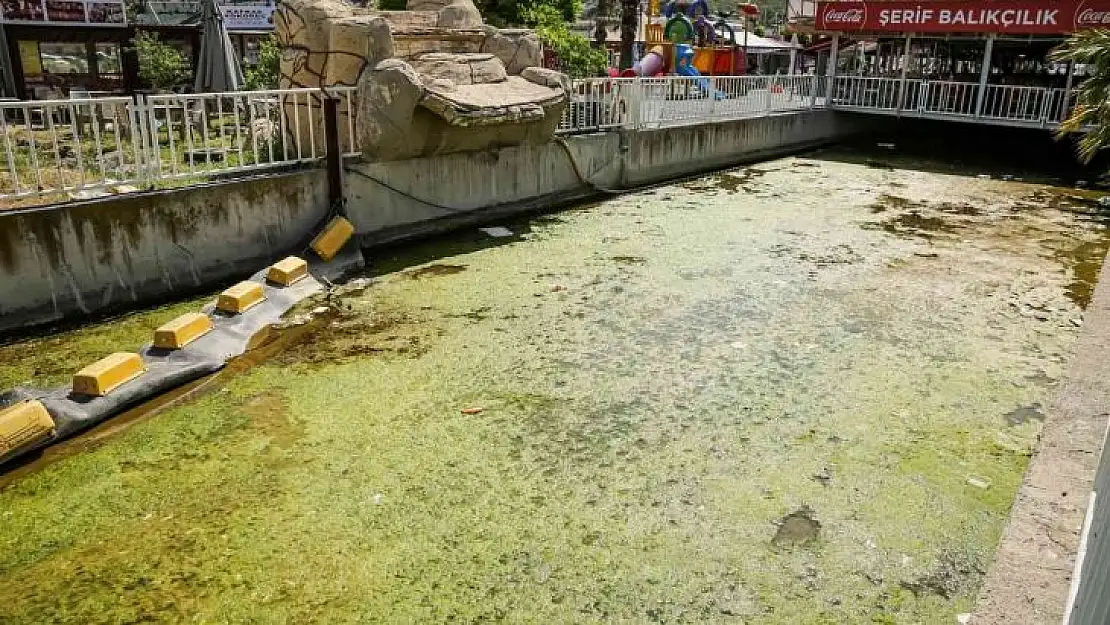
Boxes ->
[134,30,191,91]
[377,0,407,10]
[245,34,281,90]
[522,3,609,78]
[481,0,580,27]
[1051,30,1110,163]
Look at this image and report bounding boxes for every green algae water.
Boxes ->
[1,149,1107,623]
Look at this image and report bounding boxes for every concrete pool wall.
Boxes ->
[0,110,862,335]
[345,110,860,245]
[0,169,332,337]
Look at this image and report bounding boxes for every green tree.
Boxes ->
[479,0,579,27]
[523,3,609,78]
[1051,30,1110,163]
[377,0,407,10]
[618,0,637,70]
[245,34,281,90]
[134,30,191,91]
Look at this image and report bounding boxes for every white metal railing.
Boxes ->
[558,74,820,133]
[0,87,358,203]
[558,77,637,134]
[0,75,1081,204]
[139,87,358,184]
[918,80,978,117]
[0,96,141,199]
[830,76,1074,126]
[830,76,901,111]
[980,84,1066,124]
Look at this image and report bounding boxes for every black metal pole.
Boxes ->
[323,94,343,208]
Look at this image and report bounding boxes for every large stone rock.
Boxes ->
[436,0,484,28]
[276,0,569,162]
[358,59,426,161]
[480,27,542,75]
[410,53,507,85]
[521,66,571,94]
[328,17,395,86]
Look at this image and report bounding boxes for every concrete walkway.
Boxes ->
[974,247,1110,624]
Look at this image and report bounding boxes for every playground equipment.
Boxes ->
[675,44,726,99]
[626,46,668,78]
[615,0,752,80]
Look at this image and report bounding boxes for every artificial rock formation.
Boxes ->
[275,0,567,161]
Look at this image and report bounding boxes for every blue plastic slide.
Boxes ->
[673,48,726,100]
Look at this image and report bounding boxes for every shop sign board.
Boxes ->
[815,0,1110,34]
[220,3,274,30]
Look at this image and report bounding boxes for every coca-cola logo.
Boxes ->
[821,5,866,28]
[1076,2,1110,28]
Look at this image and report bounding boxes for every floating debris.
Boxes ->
[479,226,514,238]
[812,467,832,486]
[1004,404,1045,427]
[967,476,992,490]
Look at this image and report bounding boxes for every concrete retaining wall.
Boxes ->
[345,110,860,243]
[0,169,331,337]
[0,110,861,335]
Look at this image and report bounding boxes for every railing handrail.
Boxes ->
[0,77,1081,206]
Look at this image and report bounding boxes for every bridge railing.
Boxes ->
[830,75,1074,127]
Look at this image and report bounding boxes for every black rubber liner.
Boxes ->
[0,246,363,465]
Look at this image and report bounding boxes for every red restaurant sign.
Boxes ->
[815,0,1110,34]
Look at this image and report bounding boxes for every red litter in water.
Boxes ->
[461,407,484,415]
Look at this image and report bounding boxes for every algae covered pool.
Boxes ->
[1,148,1107,623]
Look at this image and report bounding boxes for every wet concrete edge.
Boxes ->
[973,249,1110,623]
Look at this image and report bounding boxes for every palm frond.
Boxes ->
[1053,29,1110,163]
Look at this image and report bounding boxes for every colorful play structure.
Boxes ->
[619,0,757,80]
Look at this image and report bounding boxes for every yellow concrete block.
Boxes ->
[267,256,309,287]
[153,312,214,349]
[310,216,354,262]
[216,281,266,315]
[0,400,55,456]
[72,352,145,397]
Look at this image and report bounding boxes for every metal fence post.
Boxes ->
[631,77,643,130]
[323,93,343,207]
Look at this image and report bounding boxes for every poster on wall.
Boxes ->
[815,0,1110,34]
[18,40,40,76]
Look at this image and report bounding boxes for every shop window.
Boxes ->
[245,37,260,66]
[39,42,89,74]
[95,43,121,75]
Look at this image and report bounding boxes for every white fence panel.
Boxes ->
[0,87,359,203]
[0,97,142,200]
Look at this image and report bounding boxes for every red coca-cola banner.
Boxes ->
[815,0,1110,34]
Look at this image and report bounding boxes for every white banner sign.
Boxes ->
[220,4,274,30]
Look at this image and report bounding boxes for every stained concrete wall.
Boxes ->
[344,133,622,245]
[1,110,860,335]
[0,169,330,336]
[344,110,859,243]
